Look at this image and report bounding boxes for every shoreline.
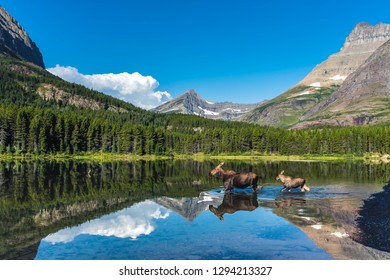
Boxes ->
[0,152,370,162]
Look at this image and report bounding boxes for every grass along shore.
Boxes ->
[0,151,383,162]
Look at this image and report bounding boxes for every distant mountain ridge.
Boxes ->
[0,6,44,68]
[153,89,263,120]
[241,22,390,128]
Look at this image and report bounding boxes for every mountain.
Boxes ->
[293,38,390,128]
[0,6,44,68]
[153,89,263,120]
[241,22,390,128]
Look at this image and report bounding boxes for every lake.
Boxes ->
[1,159,390,260]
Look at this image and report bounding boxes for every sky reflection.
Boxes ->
[43,201,170,244]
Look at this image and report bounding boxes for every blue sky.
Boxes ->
[2,0,390,108]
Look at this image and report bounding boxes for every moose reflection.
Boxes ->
[209,192,258,221]
[209,162,261,192]
[274,198,306,209]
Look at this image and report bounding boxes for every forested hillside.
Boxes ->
[0,54,390,157]
[1,103,390,156]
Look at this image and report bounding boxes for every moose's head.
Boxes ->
[209,205,224,221]
[209,162,225,176]
[275,170,285,181]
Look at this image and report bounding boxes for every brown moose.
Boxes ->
[275,170,310,192]
[209,192,258,220]
[209,162,261,192]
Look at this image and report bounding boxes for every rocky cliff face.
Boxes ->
[0,6,45,68]
[293,38,390,128]
[37,84,129,113]
[153,89,262,120]
[299,22,390,87]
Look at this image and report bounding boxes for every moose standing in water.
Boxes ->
[209,162,261,192]
[275,170,310,192]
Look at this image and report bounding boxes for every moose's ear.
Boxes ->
[280,170,284,174]
[219,162,225,166]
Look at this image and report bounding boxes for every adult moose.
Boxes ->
[209,162,261,192]
[275,170,310,192]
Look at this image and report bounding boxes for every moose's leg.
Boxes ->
[280,186,287,192]
[301,186,305,192]
[229,178,235,193]
[251,177,261,192]
[251,181,258,192]
[303,184,310,192]
[223,181,230,192]
[223,185,233,192]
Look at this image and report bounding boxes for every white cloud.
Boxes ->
[43,200,170,244]
[46,65,171,109]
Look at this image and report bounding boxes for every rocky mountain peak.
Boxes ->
[345,22,390,43]
[153,89,262,120]
[0,6,45,68]
[298,22,390,87]
[180,89,202,100]
[342,22,390,52]
[185,89,197,95]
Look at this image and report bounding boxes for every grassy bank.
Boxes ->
[0,152,368,162]
[0,152,171,161]
[181,153,365,162]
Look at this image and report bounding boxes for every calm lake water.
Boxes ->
[1,159,390,260]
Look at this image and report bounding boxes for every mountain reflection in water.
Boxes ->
[35,192,332,260]
[353,182,390,252]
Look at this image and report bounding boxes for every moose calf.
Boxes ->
[275,170,310,192]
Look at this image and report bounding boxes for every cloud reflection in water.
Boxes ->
[43,201,170,244]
